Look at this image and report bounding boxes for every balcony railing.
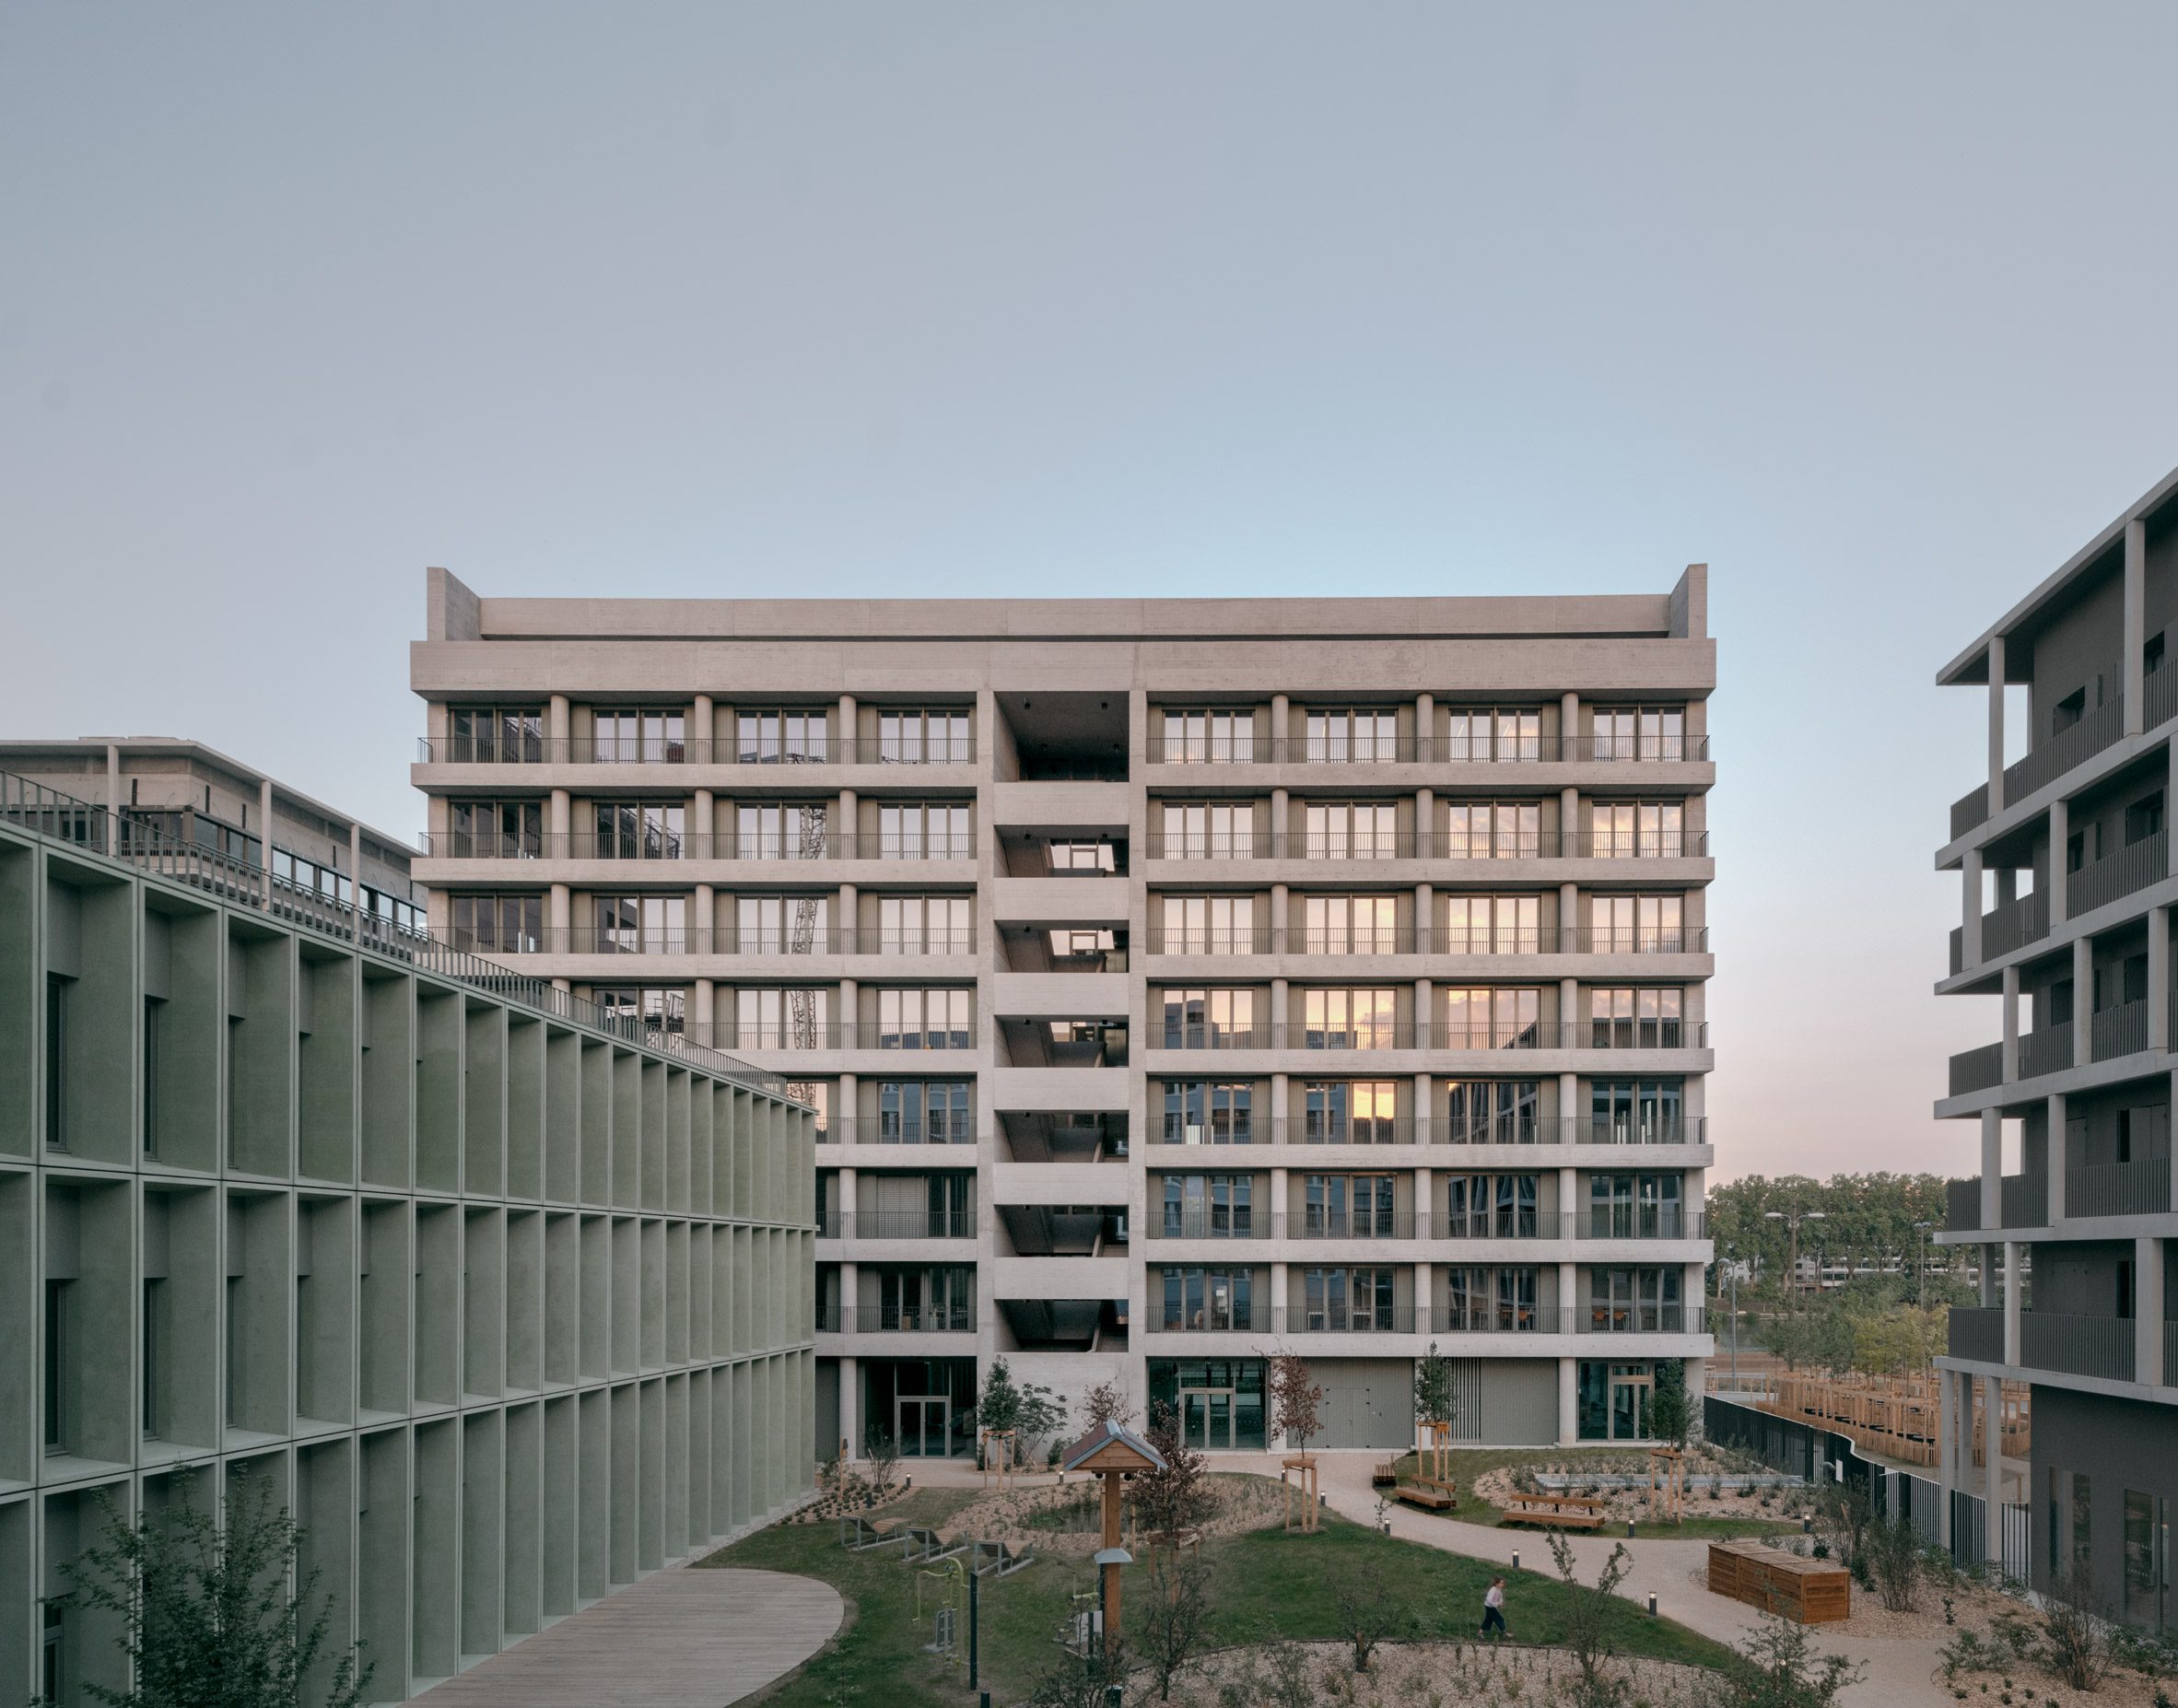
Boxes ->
[815,1305,977,1334]
[1949,1306,2141,1382]
[1945,1177,1982,1234]
[725,1024,978,1052]
[1946,1043,2005,1096]
[1142,1115,1708,1149]
[418,735,978,766]
[2069,830,2167,918]
[437,927,979,957]
[2006,694,2125,804]
[1951,888,2053,974]
[1144,735,1710,765]
[2021,1026,2075,1079]
[417,831,978,862]
[1951,782,1992,841]
[2066,1158,2170,1218]
[1142,830,1709,861]
[826,1117,980,1147]
[2091,999,2150,1062]
[1947,1306,2003,1362]
[1944,1174,2049,1233]
[1143,927,1708,956]
[815,1211,978,1240]
[1142,1210,1706,1242]
[1144,1304,1706,1335]
[1146,1022,1708,1053]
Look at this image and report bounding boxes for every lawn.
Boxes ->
[700,1476,1739,1707]
[1388,1445,1800,1541]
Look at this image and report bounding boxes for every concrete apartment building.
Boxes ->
[0,763,816,1706]
[1934,462,2178,1626]
[411,566,1716,1460]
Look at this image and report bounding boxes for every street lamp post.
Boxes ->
[1764,1208,1827,1296]
[1914,1220,1934,1310]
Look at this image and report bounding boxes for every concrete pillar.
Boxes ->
[1270,977,1289,1048]
[1560,1071,1579,1145]
[1558,977,1577,1047]
[1270,1260,1289,1330]
[2002,964,2020,1082]
[1270,787,1290,853]
[1988,635,2007,813]
[1270,882,1289,952]
[1412,977,1432,1054]
[1981,1111,2002,1231]
[838,790,857,856]
[1270,693,1291,755]
[2002,1241,2020,1363]
[2152,906,2171,1052]
[1415,692,1434,763]
[1414,785,1434,858]
[838,1355,859,1459]
[837,978,857,1049]
[550,883,571,952]
[1413,1071,1433,1144]
[550,787,571,848]
[693,693,714,761]
[1413,882,1432,953]
[1982,1374,2004,1512]
[1560,881,1580,953]
[1962,848,1985,966]
[1557,1356,1578,1445]
[2048,1093,2067,1222]
[1938,1367,1959,1541]
[694,789,714,860]
[837,883,857,954]
[694,884,715,954]
[1559,1164,1577,1240]
[2126,520,2148,736]
[1558,1259,1577,1334]
[840,1260,858,1336]
[1561,690,1579,759]
[2073,934,2093,1069]
[258,777,275,903]
[693,978,714,1047]
[347,823,363,927]
[549,693,570,753]
[1560,787,1579,857]
[105,742,121,817]
[2138,1236,2165,1387]
[2049,797,2069,927]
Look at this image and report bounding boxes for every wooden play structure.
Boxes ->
[1061,1419,1168,1657]
[1733,1369,2030,1469]
[1647,1445,1685,1523]
[1708,1539,1851,1623]
[1282,1454,1320,1533]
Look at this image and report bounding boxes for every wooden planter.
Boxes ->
[1706,1540,1851,1624]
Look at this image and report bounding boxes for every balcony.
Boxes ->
[828,1117,980,1148]
[2068,830,2167,918]
[2091,999,2149,1063]
[1944,1174,2048,1233]
[416,832,978,862]
[1947,1306,2003,1362]
[1142,927,1709,956]
[1949,1306,2141,1382]
[1141,1210,1705,1242]
[1142,830,1710,861]
[2065,1158,2170,1218]
[1143,1115,1707,1149]
[433,927,978,958]
[725,1024,978,1052]
[815,1211,978,1240]
[1142,1304,1706,1336]
[815,1304,977,1334]
[417,735,978,766]
[1950,890,2051,975]
[1147,1022,1708,1053]
[1143,735,1710,765]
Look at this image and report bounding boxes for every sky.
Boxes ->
[6,3,2178,1182]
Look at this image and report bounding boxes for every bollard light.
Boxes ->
[1647,1592,1657,1618]
[1511,1549,1519,1571]
[1802,1515,1812,1535]
[1626,1518,1636,1539]
[1381,1519,1391,1536]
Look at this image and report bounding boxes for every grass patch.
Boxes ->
[1390,1445,1798,1540]
[705,1479,1736,1706]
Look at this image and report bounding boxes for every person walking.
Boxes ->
[1480,1574,1509,1639]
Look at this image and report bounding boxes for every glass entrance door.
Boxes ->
[1180,1387,1236,1450]
[1609,1366,1653,1441]
[896,1396,951,1457]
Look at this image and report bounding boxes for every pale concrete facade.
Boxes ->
[410,567,1715,1457]
[1934,460,2178,1622]
[0,766,816,1706]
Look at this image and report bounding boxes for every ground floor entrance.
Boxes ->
[1577,1359,1655,1441]
[1149,1359,1268,1449]
[896,1394,952,1457]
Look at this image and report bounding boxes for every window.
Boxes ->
[1589,895,1684,953]
[1163,895,1256,953]
[1302,988,1399,1048]
[732,988,826,1048]
[591,708,685,764]
[1589,801,1686,859]
[876,1081,973,1143]
[1446,708,1541,762]
[591,801,684,860]
[878,709,971,764]
[1305,1267,1398,1330]
[1443,895,1538,953]
[1587,1266,1683,1331]
[591,894,686,953]
[1587,1172,1684,1237]
[594,987,688,1039]
[43,1278,66,1451]
[735,894,830,954]
[1442,987,1541,1049]
[1305,1174,1397,1237]
[2127,792,2165,847]
[876,988,971,1049]
[451,894,544,953]
[1302,1080,1401,1143]
[1161,1081,1254,1144]
[878,802,970,860]
[1160,802,1256,859]
[1049,929,1116,964]
[1444,1080,1540,1144]
[1306,895,1399,953]
[1160,988,1260,1048]
[42,1597,63,1707]
[1443,1265,1537,1331]
[143,995,162,1157]
[45,975,66,1151]
[1445,1173,1539,1238]
[1589,1080,1684,1144]
[449,801,543,859]
[2053,686,2089,737]
[1046,840,1117,872]
[1592,707,1687,762]
[2124,1490,2165,1628]
[224,1271,243,1429]
[1160,708,1255,763]
[1306,709,1398,762]
[1443,801,1540,860]
[736,801,828,860]
[2074,1471,2094,1574]
[878,895,972,953]
[1304,801,1399,859]
[449,706,544,763]
[1160,1267,1255,1331]
[1589,988,1683,1048]
[1162,1174,1253,1238]
[736,709,828,764]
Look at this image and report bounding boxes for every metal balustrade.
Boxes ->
[1141,1211,1706,1242]
[418,735,978,766]
[815,1305,978,1333]
[1999,1172,2048,1228]
[2021,1311,2136,1382]
[826,1118,981,1146]
[1142,830,1710,861]
[1947,1307,2004,1362]
[1143,927,1708,956]
[2006,695,2125,803]
[2068,830,2167,918]
[2065,1158,2170,1219]
[2090,999,2150,1062]
[1143,1304,1705,1335]
[0,772,785,1091]
[1948,1043,2005,1095]
[1951,782,1992,840]
[2020,1026,2075,1079]
[1141,1116,1707,1148]
[433,927,979,957]
[1144,735,1711,765]
[1145,1022,1708,1052]
[814,1211,978,1240]
[417,831,978,862]
[1946,1177,1983,1234]
[722,1024,978,1052]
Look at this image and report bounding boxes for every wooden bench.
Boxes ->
[969,1538,1034,1579]
[902,1525,966,1562]
[1395,1480,1456,1513]
[1500,1492,1607,1531]
[1708,1540,1850,1623]
[840,1515,910,1550]
[1373,1460,1401,1488]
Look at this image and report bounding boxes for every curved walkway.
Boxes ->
[412,1564,844,1707]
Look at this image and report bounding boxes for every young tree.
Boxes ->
[977,1356,1068,1467]
[1270,1354,1324,1455]
[1026,1635,1131,1708]
[861,1424,902,1494]
[2039,1568,2119,1691]
[1549,1531,1633,1708]
[1137,1400,1215,1540]
[1014,1378,1069,1467]
[1649,1359,1691,1449]
[1861,1513,1922,1613]
[56,1470,371,1708]
[1082,1378,1135,1432]
[978,1355,1023,1435]
[1707,1609,1864,1708]
[1332,1561,1413,1673]
[1413,1343,1456,1428]
[1813,1480,1872,1575]
[1135,1552,1215,1701]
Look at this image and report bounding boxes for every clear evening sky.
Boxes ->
[6,4,2178,1180]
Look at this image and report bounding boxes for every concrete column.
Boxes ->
[1413,1071,1433,1143]
[1270,977,1289,1048]
[1270,1260,1289,1329]
[1938,1367,1959,1540]
[258,777,275,902]
[1270,787,1290,853]
[2153,906,2172,1052]
[549,693,570,752]
[693,789,714,859]
[693,694,714,761]
[1982,1374,2004,1511]
[1560,882,1580,953]
[550,884,571,950]
[835,695,856,763]
[1560,787,1579,857]
[1270,1072,1289,1128]
[834,1072,856,1144]
[2049,797,2069,927]
[1270,882,1289,952]
[2002,1241,2020,1363]
[693,978,714,1047]
[838,790,857,855]
[550,787,571,845]
[1415,786,1434,856]
[839,1260,858,1335]
[837,883,857,954]
[1561,691,1579,758]
[1981,1111,2002,1230]
[2126,520,2148,736]
[1962,848,1985,966]
[838,1355,859,1459]
[1412,978,1432,1054]
[347,823,363,925]
[1560,1071,1579,1144]
[1270,693,1291,757]
[105,742,121,816]
[2138,1236,2165,1387]
[1558,1259,1577,1334]
[694,883,715,954]
[1559,977,1578,1047]
[2048,1093,2068,1222]
[1415,692,1434,762]
[1413,882,1432,953]
[2073,934,2093,1069]
[837,977,857,1048]
[1988,634,2007,813]
[2001,964,2020,1082]
[1559,1165,1577,1239]
[1557,1357,1578,1445]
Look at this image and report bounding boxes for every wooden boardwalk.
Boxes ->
[412,1566,843,1707]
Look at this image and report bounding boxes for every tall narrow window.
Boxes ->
[143,995,162,1157]
[736,709,827,764]
[43,1279,66,1452]
[142,1277,165,1438]
[225,1273,244,1430]
[45,975,67,1152]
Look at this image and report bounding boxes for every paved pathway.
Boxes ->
[411,1565,843,1708]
